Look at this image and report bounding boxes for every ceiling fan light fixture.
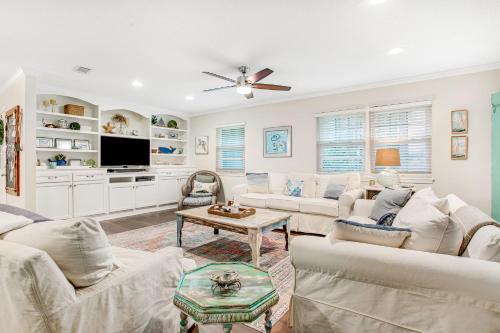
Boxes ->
[236,85,252,95]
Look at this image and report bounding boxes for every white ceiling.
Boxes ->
[1,0,500,115]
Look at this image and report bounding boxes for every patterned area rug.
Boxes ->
[108,220,294,332]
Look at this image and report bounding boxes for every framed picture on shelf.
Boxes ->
[36,137,54,148]
[195,136,209,155]
[263,126,292,158]
[451,109,468,134]
[55,138,72,150]
[451,136,468,160]
[73,139,91,150]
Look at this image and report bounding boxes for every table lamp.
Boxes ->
[375,148,401,188]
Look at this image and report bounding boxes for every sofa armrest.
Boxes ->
[0,240,76,327]
[232,183,248,201]
[338,188,364,218]
[351,199,376,217]
[290,236,500,304]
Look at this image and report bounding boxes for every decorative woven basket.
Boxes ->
[64,104,84,116]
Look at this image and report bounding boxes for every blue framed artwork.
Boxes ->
[263,126,292,158]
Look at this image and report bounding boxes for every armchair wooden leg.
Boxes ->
[214,228,219,235]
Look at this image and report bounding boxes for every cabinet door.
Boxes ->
[135,183,157,208]
[36,183,72,219]
[109,184,135,212]
[73,181,106,217]
[177,177,189,200]
[158,177,178,205]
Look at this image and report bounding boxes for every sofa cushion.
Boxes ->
[246,172,269,193]
[348,215,378,225]
[289,173,315,198]
[238,193,269,208]
[331,219,412,248]
[299,198,339,217]
[0,211,34,234]
[462,225,500,262]
[267,194,301,211]
[393,188,452,253]
[369,188,412,221]
[315,174,350,198]
[285,178,305,197]
[268,172,288,194]
[3,218,115,287]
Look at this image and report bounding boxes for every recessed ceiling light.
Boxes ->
[185,95,195,101]
[387,47,404,55]
[369,0,387,4]
[131,80,143,87]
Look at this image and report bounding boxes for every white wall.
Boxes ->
[0,69,37,210]
[190,69,500,214]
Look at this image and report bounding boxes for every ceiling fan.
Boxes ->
[202,66,291,99]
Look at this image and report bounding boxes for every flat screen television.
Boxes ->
[100,136,150,167]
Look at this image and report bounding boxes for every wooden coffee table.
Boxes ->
[176,207,291,267]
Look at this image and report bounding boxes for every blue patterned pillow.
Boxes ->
[285,179,304,197]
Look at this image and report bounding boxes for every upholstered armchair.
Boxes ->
[178,170,224,211]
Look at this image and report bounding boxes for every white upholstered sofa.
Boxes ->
[0,241,195,333]
[233,172,363,235]
[290,194,500,333]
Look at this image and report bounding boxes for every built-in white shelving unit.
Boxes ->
[150,114,188,166]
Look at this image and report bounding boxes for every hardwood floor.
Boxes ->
[101,209,293,333]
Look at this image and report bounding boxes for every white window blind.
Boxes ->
[370,104,432,174]
[317,110,366,172]
[216,125,245,172]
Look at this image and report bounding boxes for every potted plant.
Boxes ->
[54,153,67,166]
[111,113,128,135]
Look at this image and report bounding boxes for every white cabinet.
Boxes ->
[158,177,178,205]
[36,182,73,219]
[109,183,135,212]
[73,181,106,217]
[135,182,157,208]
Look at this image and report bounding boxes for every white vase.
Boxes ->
[376,169,400,188]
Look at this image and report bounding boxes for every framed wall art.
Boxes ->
[55,138,72,150]
[36,137,54,148]
[451,135,468,160]
[263,126,292,158]
[195,136,209,155]
[73,139,90,150]
[451,109,468,134]
[5,106,21,196]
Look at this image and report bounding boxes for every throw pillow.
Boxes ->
[2,218,115,287]
[285,178,304,197]
[195,174,215,183]
[289,173,315,197]
[191,180,217,194]
[323,182,346,200]
[392,188,455,253]
[331,219,412,248]
[246,172,269,193]
[369,188,412,221]
[462,224,500,262]
[377,211,398,226]
[0,211,33,234]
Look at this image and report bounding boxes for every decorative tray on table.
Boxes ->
[207,204,256,219]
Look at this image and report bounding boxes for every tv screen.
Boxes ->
[100,136,150,167]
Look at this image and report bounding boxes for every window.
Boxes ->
[317,110,366,172]
[216,124,245,172]
[369,103,432,174]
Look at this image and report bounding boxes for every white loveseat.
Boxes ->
[232,172,364,235]
[0,241,195,333]
[290,195,500,333]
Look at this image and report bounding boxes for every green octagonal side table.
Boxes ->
[173,262,279,333]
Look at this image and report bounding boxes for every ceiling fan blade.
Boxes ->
[202,71,235,83]
[244,91,254,99]
[203,85,236,92]
[246,68,273,83]
[252,83,291,91]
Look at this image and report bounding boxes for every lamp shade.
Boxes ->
[375,148,401,167]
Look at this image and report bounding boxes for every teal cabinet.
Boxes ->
[493,92,500,220]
